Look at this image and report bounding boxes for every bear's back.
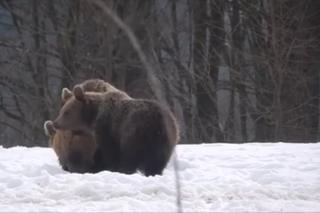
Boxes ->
[95,98,178,146]
[80,79,122,94]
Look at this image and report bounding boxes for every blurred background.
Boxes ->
[0,0,320,147]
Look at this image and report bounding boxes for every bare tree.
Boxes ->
[0,0,320,146]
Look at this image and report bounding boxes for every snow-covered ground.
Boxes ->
[0,143,319,212]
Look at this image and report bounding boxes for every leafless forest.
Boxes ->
[0,0,319,147]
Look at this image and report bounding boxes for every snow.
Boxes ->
[0,143,319,212]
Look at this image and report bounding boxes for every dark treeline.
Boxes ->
[0,0,320,147]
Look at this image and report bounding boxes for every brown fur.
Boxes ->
[46,79,121,173]
[53,85,179,176]
[61,79,127,104]
[44,120,96,173]
[79,79,121,94]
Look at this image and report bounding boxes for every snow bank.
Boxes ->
[0,143,319,212]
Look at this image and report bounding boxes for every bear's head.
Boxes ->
[53,86,100,131]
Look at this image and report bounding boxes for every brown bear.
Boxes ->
[53,85,179,176]
[44,120,96,173]
[45,79,123,173]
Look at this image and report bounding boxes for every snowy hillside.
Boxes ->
[0,143,319,212]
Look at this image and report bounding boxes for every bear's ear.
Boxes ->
[44,120,56,136]
[73,85,85,101]
[61,88,73,103]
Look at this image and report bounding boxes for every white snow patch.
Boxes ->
[0,143,319,212]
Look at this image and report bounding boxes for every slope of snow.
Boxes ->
[0,143,319,212]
